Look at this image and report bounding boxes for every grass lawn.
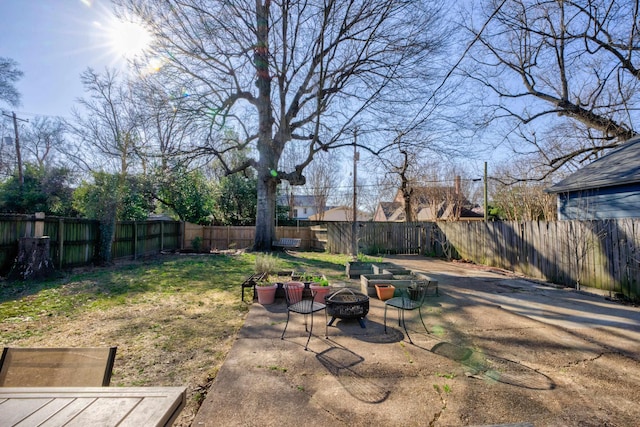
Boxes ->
[0,250,354,426]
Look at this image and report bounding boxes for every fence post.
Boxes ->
[133,222,138,260]
[179,222,184,249]
[34,212,45,237]
[58,218,64,269]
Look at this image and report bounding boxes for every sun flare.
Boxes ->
[107,18,152,60]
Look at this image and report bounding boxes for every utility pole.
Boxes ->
[2,111,28,188]
[484,161,488,222]
[352,129,359,258]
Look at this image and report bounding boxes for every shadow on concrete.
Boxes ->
[316,344,390,404]
[430,341,556,390]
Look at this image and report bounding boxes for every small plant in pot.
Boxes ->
[304,273,331,303]
[254,254,280,305]
[255,278,278,305]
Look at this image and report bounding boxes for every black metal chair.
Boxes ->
[0,347,117,387]
[384,282,430,344]
[281,282,327,351]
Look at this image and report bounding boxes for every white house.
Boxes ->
[276,195,323,220]
[307,206,370,222]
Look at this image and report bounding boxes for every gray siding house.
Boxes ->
[546,136,640,220]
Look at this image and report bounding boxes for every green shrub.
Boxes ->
[191,236,203,252]
[255,253,280,275]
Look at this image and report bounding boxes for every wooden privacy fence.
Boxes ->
[327,220,640,300]
[0,215,181,274]
[182,223,325,251]
[3,214,639,300]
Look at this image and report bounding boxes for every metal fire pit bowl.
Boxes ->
[325,288,370,328]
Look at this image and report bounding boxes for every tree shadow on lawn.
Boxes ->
[274,251,349,278]
[0,254,253,305]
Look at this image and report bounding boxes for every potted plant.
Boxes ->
[306,274,331,303]
[256,280,278,305]
[284,281,304,303]
[254,253,281,305]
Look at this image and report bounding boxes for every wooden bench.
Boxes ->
[272,238,301,250]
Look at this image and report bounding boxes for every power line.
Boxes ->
[1,109,72,121]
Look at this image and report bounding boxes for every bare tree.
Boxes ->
[303,152,339,221]
[0,118,16,179]
[464,0,640,178]
[119,0,448,249]
[21,116,66,169]
[0,58,24,180]
[66,68,147,264]
[491,160,557,221]
[0,57,23,107]
[132,72,202,174]
[67,68,143,175]
[376,133,423,222]
[377,133,468,222]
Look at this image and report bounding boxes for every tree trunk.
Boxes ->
[255,171,277,251]
[253,0,278,251]
[97,217,116,265]
[8,237,55,281]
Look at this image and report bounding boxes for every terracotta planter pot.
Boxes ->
[375,284,396,301]
[256,283,278,305]
[284,281,304,304]
[310,284,331,303]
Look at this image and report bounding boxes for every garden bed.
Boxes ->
[360,271,438,298]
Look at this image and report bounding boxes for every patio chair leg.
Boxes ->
[418,308,429,334]
[324,310,328,338]
[400,309,413,344]
[384,305,388,333]
[281,311,291,340]
[304,310,314,351]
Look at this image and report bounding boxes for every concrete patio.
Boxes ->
[193,255,640,426]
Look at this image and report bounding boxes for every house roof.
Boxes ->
[377,202,403,220]
[546,136,640,194]
[388,186,481,219]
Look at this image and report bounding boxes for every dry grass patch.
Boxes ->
[0,251,351,426]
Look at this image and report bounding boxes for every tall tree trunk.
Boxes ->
[253,0,276,251]
[255,170,277,250]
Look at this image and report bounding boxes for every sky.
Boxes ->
[0,0,496,183]
[0,0,139,120]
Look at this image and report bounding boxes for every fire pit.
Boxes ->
[325,288,370,328]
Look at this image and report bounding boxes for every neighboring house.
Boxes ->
[276,194,325,220]
[373,178,483,222]
[373,201,405,222]
[545,136,640,220]
[307,206,370,222]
